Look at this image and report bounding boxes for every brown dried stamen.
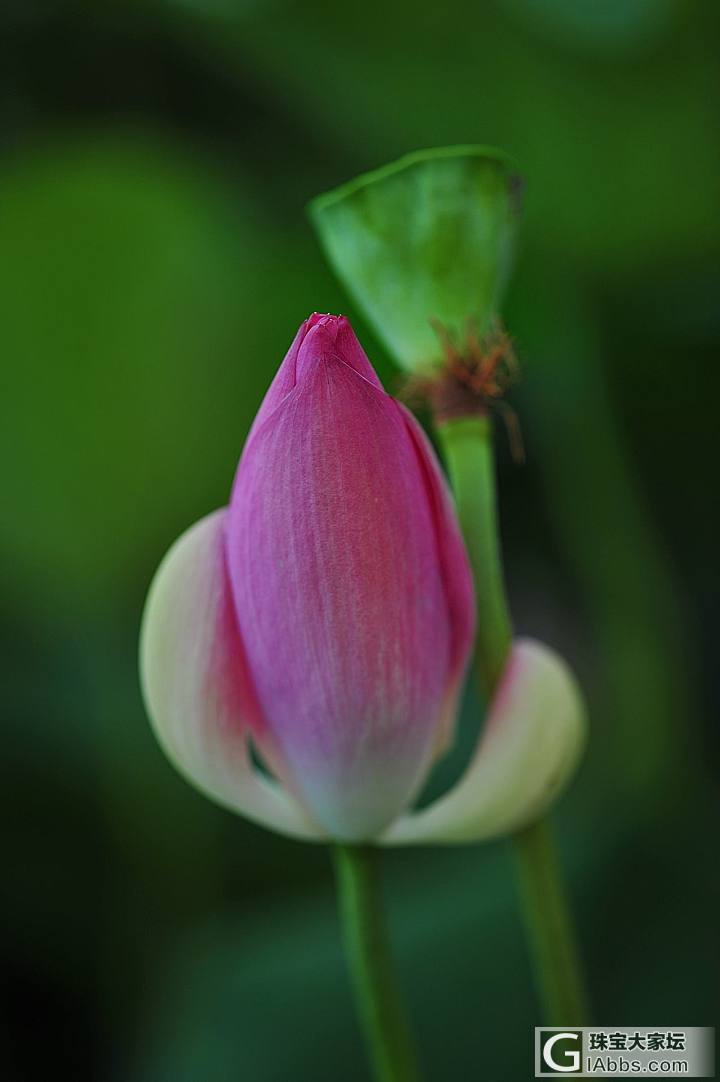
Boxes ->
[402,318,525,463]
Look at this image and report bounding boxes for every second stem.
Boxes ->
[436,412,588,1026]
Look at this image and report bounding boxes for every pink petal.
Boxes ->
[140,509,323,840]
[398,403,476,753]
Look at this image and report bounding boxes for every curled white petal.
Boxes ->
[380,638,587,846]
[140,509,324,842]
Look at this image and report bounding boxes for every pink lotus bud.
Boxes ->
[141,315,584,844]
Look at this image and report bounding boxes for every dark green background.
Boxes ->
[1,2,718,1080]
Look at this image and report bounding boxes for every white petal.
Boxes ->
[140,509,324,841]
[380,638,586,846]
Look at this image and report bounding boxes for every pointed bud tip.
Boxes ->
[306,311,345,327]
[303,312,351,342]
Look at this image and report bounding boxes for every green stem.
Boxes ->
[435,411,589,1026]
[333,845,421,1082]
[513,819,589,1024]
[436,414,511,696]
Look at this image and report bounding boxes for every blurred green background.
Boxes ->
[2,2,718,1079]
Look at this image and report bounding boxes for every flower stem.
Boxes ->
[333,844,422,1082]
[513,818,589,1024]
[435,414,511,690]
[435,412,589,1026]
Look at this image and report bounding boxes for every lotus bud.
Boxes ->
[140,315,584,843]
